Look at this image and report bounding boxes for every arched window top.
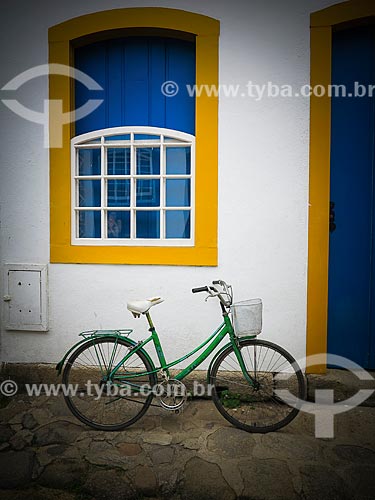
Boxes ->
[72,126,195,146]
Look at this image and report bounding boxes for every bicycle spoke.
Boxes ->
[63,338,156,431]
[213,375,254,389]
[264,348,277,373]
[211,339,305,433]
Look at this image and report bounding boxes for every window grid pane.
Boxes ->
[136,147,160,175]
[107,148,130,175]
[166,179,191,207]
[136,179,160,207]
[74,131,193,241]
[107,210,131,238]
[78,180,101,207]
[166,210,191,239]
[79,210,101,238]
[107,180,131,207]
[136,211,160,239]
[166,147,191,175]
[78,148,101,176]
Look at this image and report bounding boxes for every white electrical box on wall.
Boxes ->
[3,264,48,331]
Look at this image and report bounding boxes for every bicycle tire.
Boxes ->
[209,338,306,433]
[62,337,157,431]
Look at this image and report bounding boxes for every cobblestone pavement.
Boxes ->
[0,393,374,499]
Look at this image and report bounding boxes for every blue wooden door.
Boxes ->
[328,25,375,368]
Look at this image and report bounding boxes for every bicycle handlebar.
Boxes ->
[192,286,209,294]
[192,280,233,308]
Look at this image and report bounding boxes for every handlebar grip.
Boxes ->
[212,280,221,285]
[192,286,209,293]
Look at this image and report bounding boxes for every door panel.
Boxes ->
[328,25,375,368]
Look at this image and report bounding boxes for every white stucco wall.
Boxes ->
[0,0,340,366]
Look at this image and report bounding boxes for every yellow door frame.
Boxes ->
[307,0,375,372]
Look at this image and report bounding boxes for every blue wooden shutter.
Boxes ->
[74,37,196,135]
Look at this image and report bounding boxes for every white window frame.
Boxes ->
[71,126,195,246]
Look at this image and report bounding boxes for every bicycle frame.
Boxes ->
[109,311,255,386]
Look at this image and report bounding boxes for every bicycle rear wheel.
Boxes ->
[62,337,156,431]
[209,339,306,433]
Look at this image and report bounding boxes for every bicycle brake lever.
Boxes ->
[205,291,219,302]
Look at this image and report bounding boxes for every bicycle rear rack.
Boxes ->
[79,329,133,339]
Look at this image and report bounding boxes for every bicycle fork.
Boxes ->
[231,337,259,389]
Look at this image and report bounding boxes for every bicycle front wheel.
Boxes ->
[62,337,156,431]
[209,339,306,433]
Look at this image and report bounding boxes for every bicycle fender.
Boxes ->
[56,337,91,375]
[206,335,257,383]
[56,334,155,376]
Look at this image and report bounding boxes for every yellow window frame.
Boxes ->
[48,8,219,265]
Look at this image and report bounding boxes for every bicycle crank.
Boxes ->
[157,379,187,412]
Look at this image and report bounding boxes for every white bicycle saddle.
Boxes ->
[127,296,164,316]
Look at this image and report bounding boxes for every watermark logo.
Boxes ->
[161,80,375,101]
[0,378,211,401]
[0,379,18,397]
[161,80,179,97]
[275,353,375,438]
[1,63,103,148]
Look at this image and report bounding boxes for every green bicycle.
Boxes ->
[56,280,306,433]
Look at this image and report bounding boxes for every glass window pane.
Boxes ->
[78,149,101,175]
[136,148,160,175]
[79,180,101,207]
[136,211,160,238]
[166,147,191,174]
[107,148,130,175]
[166,179,190,207]
[104,134,130,141]
[80,138,101,144]
[79,211,101,238]
[166,211,190,239]
[164,137,188,143]
[134,134,159,141]
[136,179,160,207]
[107,211,130,238]
[107,180,130,207]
